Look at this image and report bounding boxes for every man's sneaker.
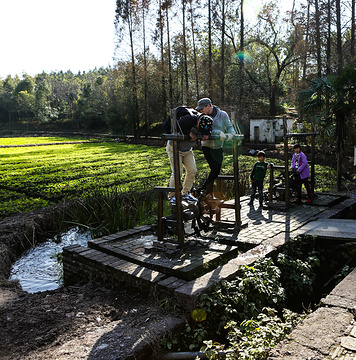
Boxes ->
[306,197,313,204]
[293,198,301,204]
[182,193,198,203]
[168,196,176,206]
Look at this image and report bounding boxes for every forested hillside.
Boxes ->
[0,0,355,137]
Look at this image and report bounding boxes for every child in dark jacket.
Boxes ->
[248,151,271,207]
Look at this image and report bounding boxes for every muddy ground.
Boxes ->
[0,280,184,360]
[0,208,184,360]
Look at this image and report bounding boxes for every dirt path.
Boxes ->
[0,281,182,360]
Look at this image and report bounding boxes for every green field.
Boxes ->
[0,137,337,219]
[0,136,99,146]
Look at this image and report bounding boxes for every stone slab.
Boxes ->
[341,337,356,351]
[268,340,325,360]
[322,267,356,309]
[268,307,353,358]
[296,219,356,241]
[310,194,345,207]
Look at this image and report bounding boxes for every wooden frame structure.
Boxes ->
[267,115,318,207]
[156,109,244,248]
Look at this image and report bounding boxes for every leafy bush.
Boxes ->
[168,258,287,352]
[275,236,320,297]
[218,308,302,360]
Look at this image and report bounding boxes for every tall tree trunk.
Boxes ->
[128,13,139,137]
[159,0,167,116]
[166,6,173,108]
[315,0,322,77]
[238,0,244,123]
[326,0,331,74]
[302,0,310,80]
[336,0,343,73]
[182,0,189,103]
[181,54,185,103]
[220,0,226,103]
[352,0,355,58]
[208,0,213,98]
[142,6,148,137]
[269,88,277,117]
[190,0,199,99]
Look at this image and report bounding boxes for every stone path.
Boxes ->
[296,218,356,241]
[221,197,327,244]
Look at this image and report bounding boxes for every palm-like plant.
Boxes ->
[299,64,356,191]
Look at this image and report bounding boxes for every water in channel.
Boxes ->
[9,227,91,293]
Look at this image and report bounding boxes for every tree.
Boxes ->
[164,1,174,108]
[208,0,213,97]
[35,73,58,122]
[336,0,343,73]
[352,0,355,58]
[182,0,189,103]
[189,0,200,98]
[299,64,356,190]
[314,0,322,77]
[245,3,303,115]
[142,0,150,136]
[2,76,16,128]
[115,0,140,137]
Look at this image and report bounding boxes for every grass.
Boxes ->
[0,136,98,146]
[0,137,338,219]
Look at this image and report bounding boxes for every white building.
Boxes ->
[250,118,294,143]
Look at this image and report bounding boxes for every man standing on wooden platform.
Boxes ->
[196,98,236,198]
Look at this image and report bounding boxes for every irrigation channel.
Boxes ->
[9,227,91,293]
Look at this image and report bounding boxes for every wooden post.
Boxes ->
[311,134,315,195]
[171,109,184,248]
[157,191,164,241]
[269,164,274,202]
[233,139,241,227]
[217,178,222,197]
[283,116,290,206]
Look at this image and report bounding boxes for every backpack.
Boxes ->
[162,106,199,133]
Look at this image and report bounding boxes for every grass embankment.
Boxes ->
[0,137,337,220]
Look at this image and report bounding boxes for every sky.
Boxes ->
[0,0,296,79]
[0,0,117,78]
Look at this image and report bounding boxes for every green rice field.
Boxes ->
[0,137,337,219]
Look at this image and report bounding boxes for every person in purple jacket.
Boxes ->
[291,144,313,204]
